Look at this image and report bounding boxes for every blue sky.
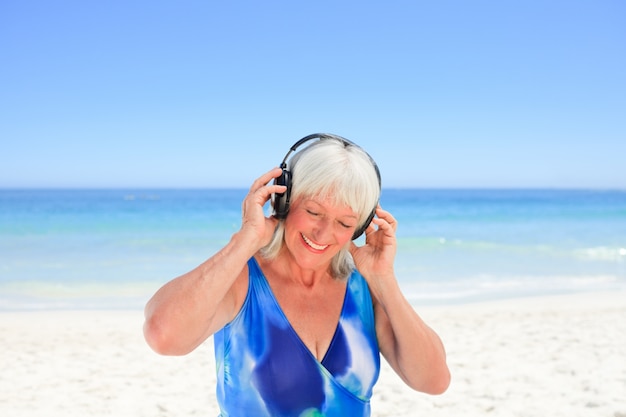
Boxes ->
[1,0,625,189]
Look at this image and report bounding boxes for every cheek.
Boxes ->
[285,211,309,231]
[333,223,356,244]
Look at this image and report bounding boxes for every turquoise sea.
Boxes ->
[1,189,625,310]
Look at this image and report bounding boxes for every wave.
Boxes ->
[398,274,625,306]
[0,280,159,311]
[397,237,626,263]
[574,246,626,262]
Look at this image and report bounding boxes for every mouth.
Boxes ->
[301,233,329,251]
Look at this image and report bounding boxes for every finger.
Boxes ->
[375,207,397,231]
[375,205,394,220]
[364,221,377,236]
[371,217,396,237]
[249,167,284,192]
[250,184,286,209]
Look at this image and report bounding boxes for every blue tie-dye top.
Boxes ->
[214,257,380,417]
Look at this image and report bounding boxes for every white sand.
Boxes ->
[1,291,625,417]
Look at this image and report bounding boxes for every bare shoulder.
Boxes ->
[206,260,251,336]
[228,260,251,319]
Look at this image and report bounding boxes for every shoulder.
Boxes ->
[218,259,251,328]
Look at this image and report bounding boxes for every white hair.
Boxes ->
[261,138,380,279]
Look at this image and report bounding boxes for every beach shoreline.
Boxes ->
[1,291,625,417]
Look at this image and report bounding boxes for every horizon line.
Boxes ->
[1,186,625,192]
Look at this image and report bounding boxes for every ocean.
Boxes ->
[1,189,625,310]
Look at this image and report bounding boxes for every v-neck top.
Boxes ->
[213,257,380,417]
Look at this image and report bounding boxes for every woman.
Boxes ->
[143,134,450,417]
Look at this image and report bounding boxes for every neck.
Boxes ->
[273,250,333,288]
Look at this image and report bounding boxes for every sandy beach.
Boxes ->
[1,291,625,417]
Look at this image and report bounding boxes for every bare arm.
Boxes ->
[143,168,286,355]
[350,207,450,394]
[372,282,450,394]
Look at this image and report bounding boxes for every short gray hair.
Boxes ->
[261,137,380,279]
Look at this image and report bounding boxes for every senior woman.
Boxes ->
[143,134,450,417]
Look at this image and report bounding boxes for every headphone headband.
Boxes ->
[279,133,358,168]
[273,133,381,240]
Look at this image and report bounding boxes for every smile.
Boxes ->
[301,234,329,251]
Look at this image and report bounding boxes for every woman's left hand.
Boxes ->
[352,207,451,394]
[349,205,398,286]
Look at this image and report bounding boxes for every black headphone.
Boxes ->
[272,133,381,240]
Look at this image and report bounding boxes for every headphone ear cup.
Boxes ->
[352,207,377,240]
[272,169,292,219]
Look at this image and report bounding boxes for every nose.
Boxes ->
[311,217,331,242]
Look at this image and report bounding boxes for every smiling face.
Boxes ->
[260,138,381,279]
[283,196,358,271]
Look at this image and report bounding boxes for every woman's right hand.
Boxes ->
[144,168,286,356]
[239,167,287,250]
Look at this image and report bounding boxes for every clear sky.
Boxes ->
[1,0,625,189]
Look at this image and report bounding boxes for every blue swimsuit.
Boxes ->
[214,258,380,417]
